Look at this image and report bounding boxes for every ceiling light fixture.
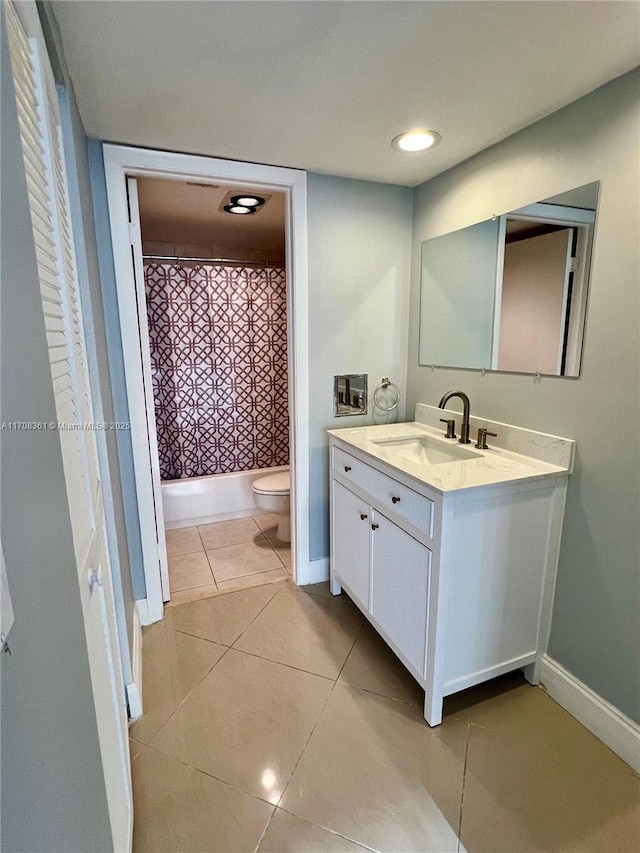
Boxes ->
[391,130,441,152]
[230,194,265,208]
[223,204,256,215]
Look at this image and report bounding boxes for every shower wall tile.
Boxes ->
[145,262,289,479]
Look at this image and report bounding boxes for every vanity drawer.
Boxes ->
[332,446,434,537]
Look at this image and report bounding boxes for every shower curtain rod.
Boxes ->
[142,254,282,268]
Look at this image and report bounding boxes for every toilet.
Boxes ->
[252,469,291,542]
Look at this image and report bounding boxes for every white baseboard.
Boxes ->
[125,602,144,720]
[540,655,640,773]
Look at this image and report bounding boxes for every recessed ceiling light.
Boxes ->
[223,204,256,215]
[391,130,441,152]
[230,194,265,208]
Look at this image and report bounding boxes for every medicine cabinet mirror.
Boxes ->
[419,182,599,377]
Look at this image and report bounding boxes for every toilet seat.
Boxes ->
[252,471,290,494]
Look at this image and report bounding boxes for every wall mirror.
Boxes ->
[419,182,599,377]
[334,374,368,416]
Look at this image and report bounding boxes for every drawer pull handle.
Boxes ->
[371,523,379,530]
[391,496,401,504]
[360,513,368,520]
[344,465,352,472]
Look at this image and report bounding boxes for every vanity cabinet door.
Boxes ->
[332,481,371,610]
[370,511,431,676]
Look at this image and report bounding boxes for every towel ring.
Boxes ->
[374,377,400,412]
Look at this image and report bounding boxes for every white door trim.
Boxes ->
[126,176,170,602]
[102,144,309,622]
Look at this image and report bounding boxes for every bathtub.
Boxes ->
[161,466,288,530]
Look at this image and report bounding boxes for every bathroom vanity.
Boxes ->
[328,404,575,725]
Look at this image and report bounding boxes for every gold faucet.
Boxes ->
[438,390,472,444]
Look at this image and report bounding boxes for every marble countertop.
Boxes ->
[328,407,575,495]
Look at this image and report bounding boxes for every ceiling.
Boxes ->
[50,1,640,187]
[137,178,286,253]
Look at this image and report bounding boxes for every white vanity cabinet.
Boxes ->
[329,427,571,727]
[332,479,432,677]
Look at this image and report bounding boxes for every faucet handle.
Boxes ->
[475,428,497,450]
[439,418,457,439]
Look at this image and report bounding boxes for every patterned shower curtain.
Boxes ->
[144,262,289,480]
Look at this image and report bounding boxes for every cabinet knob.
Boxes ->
[391,496,401,504]
[344,465,352,472]
[360,513,368,520]
[371,523,379,530]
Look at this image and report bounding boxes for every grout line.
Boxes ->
[228,580,289,645]
[338,678,422,709]
[211,561,288,588]
[167,546,206,559]
[143,643,233,745]
[456,713,472,851]
[203,535,264,553]
[252,805,278,853]
[195,525,207,551]
[169,581,217,595]
[272,806,380,852]
[226,646,336,683]
[276,617,365,808]
[164,577,288,612]
[141,738,281,809]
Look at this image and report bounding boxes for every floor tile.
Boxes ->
[165,581,220,607]
[129,624,226,743]
[268,536,292,566]
[198,516,261,550]
[163,582,280,645]
[150,649,334,802]
[460,684,640,852]
[129,738,142,763]
[259,809,368,852]
[254,513,281,533]
[234,585,364,679]
[167,551,214,592]
[216,567,289,591]
[207,538,282,582]
[132,744,273,853]
[339,621,424,706]
[164,526,203,557]
[280,683,466,852]
[258,523,280,540]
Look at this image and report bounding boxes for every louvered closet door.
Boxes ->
[5,3,133,849]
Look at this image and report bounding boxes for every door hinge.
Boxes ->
[88,567,103,592]
[569,256,577,273]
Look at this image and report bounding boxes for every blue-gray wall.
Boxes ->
[0,10,112,849]
[407,69,640,723]
[307,174,413,560]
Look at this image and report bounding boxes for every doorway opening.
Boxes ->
[103,145,309,625]
[136,176,292,603]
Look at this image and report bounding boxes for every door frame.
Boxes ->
[102,144,309,623]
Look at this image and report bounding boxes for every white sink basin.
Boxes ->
[370,435,482,466]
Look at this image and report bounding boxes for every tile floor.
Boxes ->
[164,514,290,604]
[130,581,640,852]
